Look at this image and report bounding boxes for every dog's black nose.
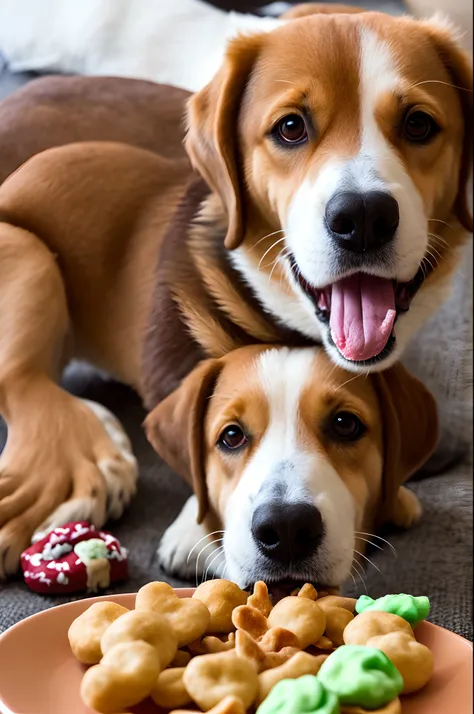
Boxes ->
[325,191,399,252]
[251,501,323,564]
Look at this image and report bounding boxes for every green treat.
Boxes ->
[74,538,108,561]
[256,676,340,714]
[317,645,403,709]
[355,593,430,626]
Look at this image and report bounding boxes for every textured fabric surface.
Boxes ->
[0,63,472,640]
[403,242,473,473]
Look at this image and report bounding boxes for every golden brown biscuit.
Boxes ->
[232,604,269,639]
[267,596,326,648]
[183,651,258,710]
[341,698,402,714]
[100,609,177,668]
[151,667,192,709]
[68,601,129,665]
[193,579,248,633]
[257,651,328,705]
[324,606,354,646]
[367,632,434,693]
[80,641,160,713]
[343,611,414,646]
[316,595,357,612]
[170,694,246,713]
[247,581,273,616]
[136,581,210,647]
[169,649,193,667]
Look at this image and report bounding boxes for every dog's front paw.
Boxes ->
[0,392,137,577]
[33,399,138,542]
[391,486,423,529]
[158,496,225,582]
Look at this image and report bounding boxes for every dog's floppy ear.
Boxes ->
[422,17,473,233]
[144,358,223,523]
[185,33,264,250]
[372,363,438,525]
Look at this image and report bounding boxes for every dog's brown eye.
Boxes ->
[275,114,308,144]
[404,110,439,143]
[330,412,366,441]
[218,425,248,451]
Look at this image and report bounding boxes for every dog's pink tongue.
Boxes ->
[330,274,396,361]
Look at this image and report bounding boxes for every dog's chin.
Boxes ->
[262,578,340,602]
[229,559,341,600]
[289,254,430,368]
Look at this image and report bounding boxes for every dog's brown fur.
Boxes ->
[0,75,189,185]
[0,11,472,575]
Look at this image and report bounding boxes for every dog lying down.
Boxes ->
[146,344,438,591]
[0,7,471,576]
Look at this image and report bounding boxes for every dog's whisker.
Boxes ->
[355,532,397,556]
[428,229,450,241]
[354,548,383,576]
[251,228,285,250]
[333,372,363,393]
[268,256,282,284]
[194,539,224,586]
[427,232,451,252]
[409,79,472,93]
[349,569,358,590]
[354,535,385,552]
[428,217,453,230]
[268,246,291,284]
[258,236,287,270]
[428,233,451,251]
[422,254,437,272]
[218,558,229,580]
[425,248,440,267]
[192,538,223,579]
[186,530,225,564]
[202,545,225,578]
[202,546,226,584]
[351,560,368,594]
[266,246,288,270]
[202,542,225,564]
[427,231,450,248]
[428,245,444,261]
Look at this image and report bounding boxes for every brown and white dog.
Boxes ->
[147,344,437,588]
[0,10,471,575]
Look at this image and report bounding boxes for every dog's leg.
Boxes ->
[158,496,225,582]
[391,486,423,529]
[32,399,138,542]
[0,225,137,576]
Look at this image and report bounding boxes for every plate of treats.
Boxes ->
[0,580,472,714]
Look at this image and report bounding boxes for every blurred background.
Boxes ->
[1,0,471,100]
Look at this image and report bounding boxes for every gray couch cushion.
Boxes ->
[403,242,473,472]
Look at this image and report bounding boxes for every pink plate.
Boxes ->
[0,590,472,714]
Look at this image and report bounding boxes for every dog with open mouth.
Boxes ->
[148,344,438,591]
[0,8,471,575]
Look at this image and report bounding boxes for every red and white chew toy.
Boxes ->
[21,521,128,594]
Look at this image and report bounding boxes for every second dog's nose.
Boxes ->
[251,501,323,564]
[325,191,399,252]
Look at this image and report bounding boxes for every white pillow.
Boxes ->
[0,0,281,92]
